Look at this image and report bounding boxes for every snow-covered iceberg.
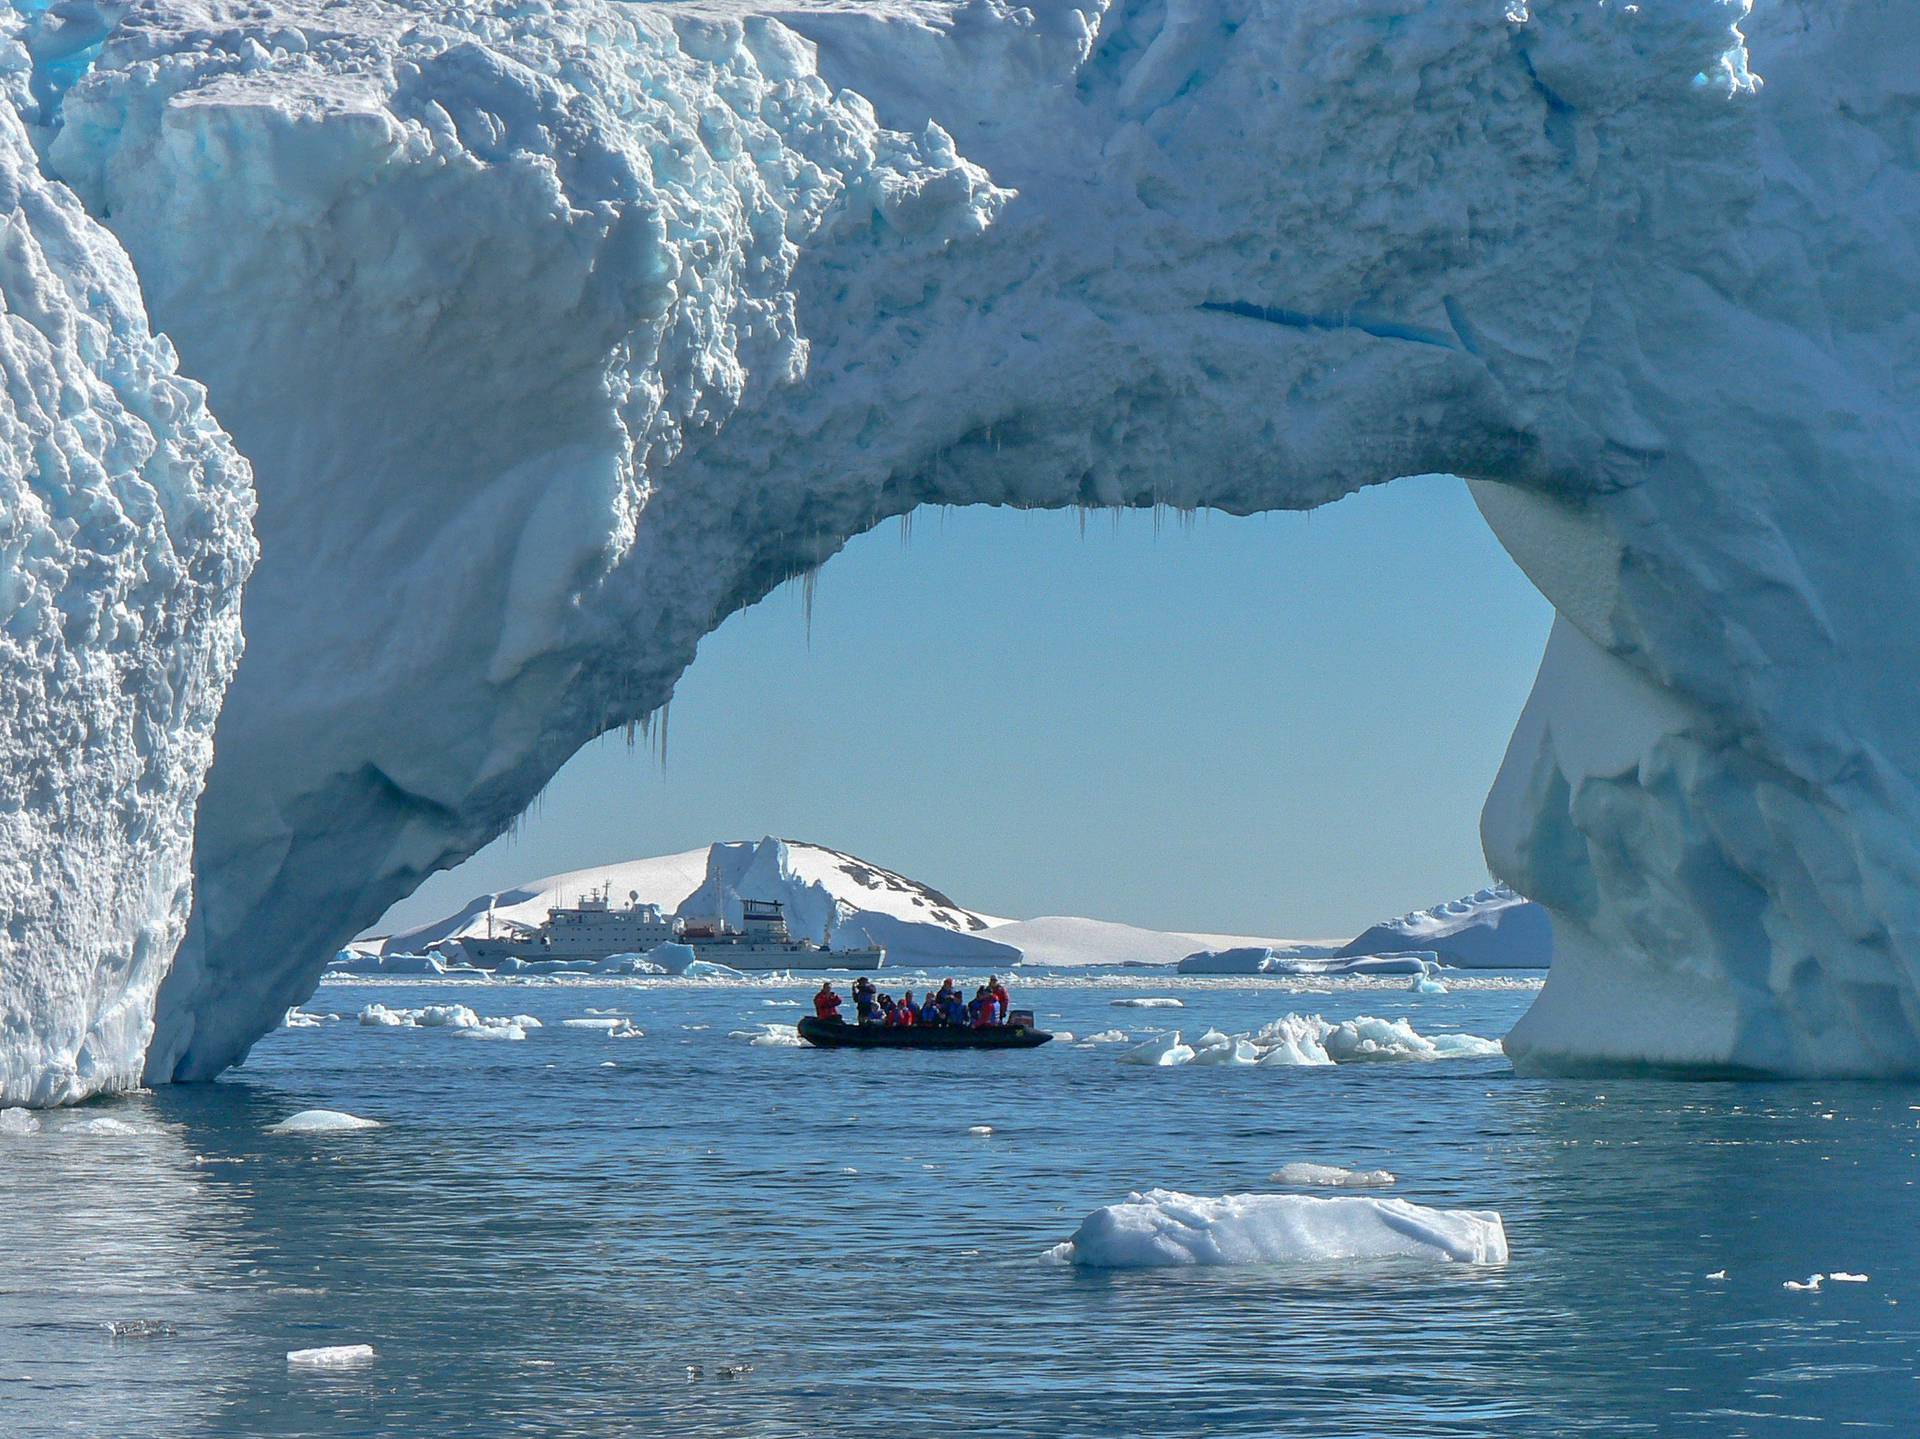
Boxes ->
[0,0,1915,1089]
[1339,886,1552,970]
[1051,1189,1507,1268]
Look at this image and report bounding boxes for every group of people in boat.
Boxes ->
[813,975,1015,1029]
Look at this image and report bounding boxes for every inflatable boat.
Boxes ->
[797,1016,1053,1049]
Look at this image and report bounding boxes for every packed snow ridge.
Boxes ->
[0,0,1916,1093]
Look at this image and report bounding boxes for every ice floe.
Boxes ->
[0,1108,39,1135]
[1082,1030,1130,1045]
[1119,1032,1195,1067]
[1830,1271,1869,1283]
[1270,1163,1396,1188]
[266,1110,382,1134]
[1050,1189,1507,1267]
[357,1002,531,1039]
[287,1344,375,1367]
[729,1023,805,1048]
[1112,998,1184,1009]
[1117,1015,1504,1069]
[1784,1274,1823,1291]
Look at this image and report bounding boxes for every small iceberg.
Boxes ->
[1118,1031,1195,1066]
[0,1108,39,1136]
[266,1110,382,1134]
[1112,997,1184,1009]
[1176,947,1277,975]
[1270,1162,1396,1188]
[1050,1189,1508,1268]
[287,1344,376,1367]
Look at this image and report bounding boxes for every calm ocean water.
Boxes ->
[1,971,1915,1438]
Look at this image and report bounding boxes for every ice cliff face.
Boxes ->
[0,14,252,1104]
[5,0,1916,1081]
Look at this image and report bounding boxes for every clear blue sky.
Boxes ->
[378,475,1552,940]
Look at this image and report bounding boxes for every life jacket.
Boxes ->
[990,983,1010,1021]
[896,1004,916,1027]
[814,991,840,1020]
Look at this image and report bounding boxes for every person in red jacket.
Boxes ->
[988,976,1011,1025]
[893,991,918,1027]
[813,982,842,1021]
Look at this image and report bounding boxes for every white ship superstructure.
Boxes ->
[680,899,886,972]
[460,889,884,971]
[463,886,680,965]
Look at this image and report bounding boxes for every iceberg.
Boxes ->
[0,0,1915,1087]
[0,8,253,1106]
[265,1109,382,1134]
[1269,1163,1396,1189]
[1051,1189,1507,1268]
[1177,947,1277,976]
[1339,886,1552,971]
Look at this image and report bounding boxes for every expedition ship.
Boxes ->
[462,888,885,972]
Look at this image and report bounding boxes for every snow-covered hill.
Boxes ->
[988,917,1333,970]
[388,838,1019,968]
[1339,886,1552,970]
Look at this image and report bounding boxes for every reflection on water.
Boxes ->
[2,975,1914,1437]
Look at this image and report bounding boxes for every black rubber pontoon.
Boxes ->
[797,1017,1053,1049]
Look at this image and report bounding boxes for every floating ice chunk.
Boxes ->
[1829,1271,1869,1283]
[452,1022,526,1040]
[1193,1038,1262,1065]
[590,952,667,975]
[266,1109,382,1134]
[1083,1030,1129,1044]
[104,1319,177,1339]
[357,1003,411,1027]
[561,1018,626,1030]
[287,1344,375,1367]
[283,1008,328,1028]
[1270,1162,1396,1188]
[1410,975,1449,995]
[1783,1274,1823,1291]
[968,1125,993,1136]
[1051,1032,1075,1043]
[1052,1189,1508,1267]
[65,1116,160,1136]
[1253,1015,1337,1067]
[1112,998,1184,1009]
[0,1109,39,1135]
[729,1023,804,1047]
[1705,1269,1728,1280]
[1119,1031,1195,1067]
[607,1020,645,1039]
[1321,1016,1503,1063]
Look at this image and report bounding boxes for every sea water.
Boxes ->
[0,971,1914,1437]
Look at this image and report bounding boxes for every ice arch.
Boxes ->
[16,0,1917,1081]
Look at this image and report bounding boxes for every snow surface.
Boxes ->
[1339,885,1552,970]
[0,7,253,1105]
[993,917,1326,969]
[1052,1189,1507,1268]
[2,0,1916,1085]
